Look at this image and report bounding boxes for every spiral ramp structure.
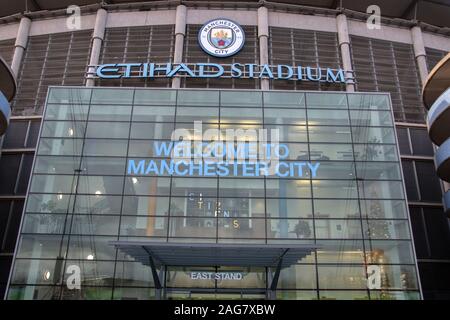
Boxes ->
[423,53,450,215]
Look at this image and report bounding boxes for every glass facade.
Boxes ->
[6,87,420,300]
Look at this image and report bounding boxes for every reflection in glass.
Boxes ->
[266,199,312,218]
[132,106,175,122]
[88,105,132,121]
[45,104,89,121]
[267,219,314,239]
[120,216,167,237]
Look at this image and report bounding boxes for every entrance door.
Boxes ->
[166,289,267,300]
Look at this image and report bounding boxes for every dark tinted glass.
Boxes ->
[2,122,28,149]
[396,127,411,155]
[423,208,450,259]
[401,160,418,201]
[3,201,24,251]
[0,155,21,194]
[408,206,428,258]
[415,161,442,202]
[409,129,434,156]
[17,154,34,194]
[26,121,41,148]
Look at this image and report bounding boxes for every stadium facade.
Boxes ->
[0,0,449,300]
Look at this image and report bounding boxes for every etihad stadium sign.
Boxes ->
[91,17,352,84]
[93,62,349,83]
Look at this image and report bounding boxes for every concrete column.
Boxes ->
[411,26,428,86]
[171,5,187,89]
[11,16,31,77]
[86,8,108,87]
[258,6,269,91]
[336,14,355,92]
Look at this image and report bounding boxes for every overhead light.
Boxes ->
[87,254,94,260]
[95,190,102,195]
[57,193,63,200]
[43,270,51,281]
[132,177,138,184]
[68,128,74,136]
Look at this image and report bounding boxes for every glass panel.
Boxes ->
[283,143,309,160]
[80,157,126,175]
[266,199,312,218]
[264,125,307,142]
[318,291,368,300]
[266,179,311,198]
[306,93,347,109]
[365,240,415,264]
[114,262,154,287]
[120,216,167,237]
[132,106,175,122]
[16,235,67,259]
[168,217,216,238]
[307,109,349,126]
[318,265,367,289]
[358,180,405,199]
[315,219,363,239]
[314,162,355,179]
[316,240,365,263]
[30,174,76,194]
[38,138,84,156]
[309,126,352,143]
[45,104,89,121]
[41,121,86,138]
[130,123,174,140]
[354,144,398,161]
[11,259,61,285]
[312,180,358,198]
[363,219,411,240]
[73,195,123,214]
[85,122,130,139]
[310,144,353,161]
[22,214,67,234]
[220,107,262,124]
[263,91,305,108]
[369,291,420,300]
[264,108,306,125]
[134,89,176,105]
[48,87,92,104]
[76,176,124,195]
[122,196,170,216]
[26,193,73,214]
[66,235,117,260]
[218,178,264,197]
[360,199,407,219]
[218,218,265,238]
[177,90,219,106]
[350,110,393,126]
[351,127,395,144]
[69,215,120,235]
[124,177,171,196]
[221,91,262,107]
[83,139,128,156]
[277,264,317,289]
[34,156,81,174]
[347,94,390,110]
[90,88,134,104]
[355,162,402,180]
[176,107,219,123]
[313,200,360,219]
[267,219,314,239]
[88,105,132,121]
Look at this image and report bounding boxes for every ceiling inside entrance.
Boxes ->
[0,0,450,29]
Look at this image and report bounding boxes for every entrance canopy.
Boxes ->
[110,241,318,294]
[110,241,317,268]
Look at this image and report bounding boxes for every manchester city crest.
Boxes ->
[198,18,245,58]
